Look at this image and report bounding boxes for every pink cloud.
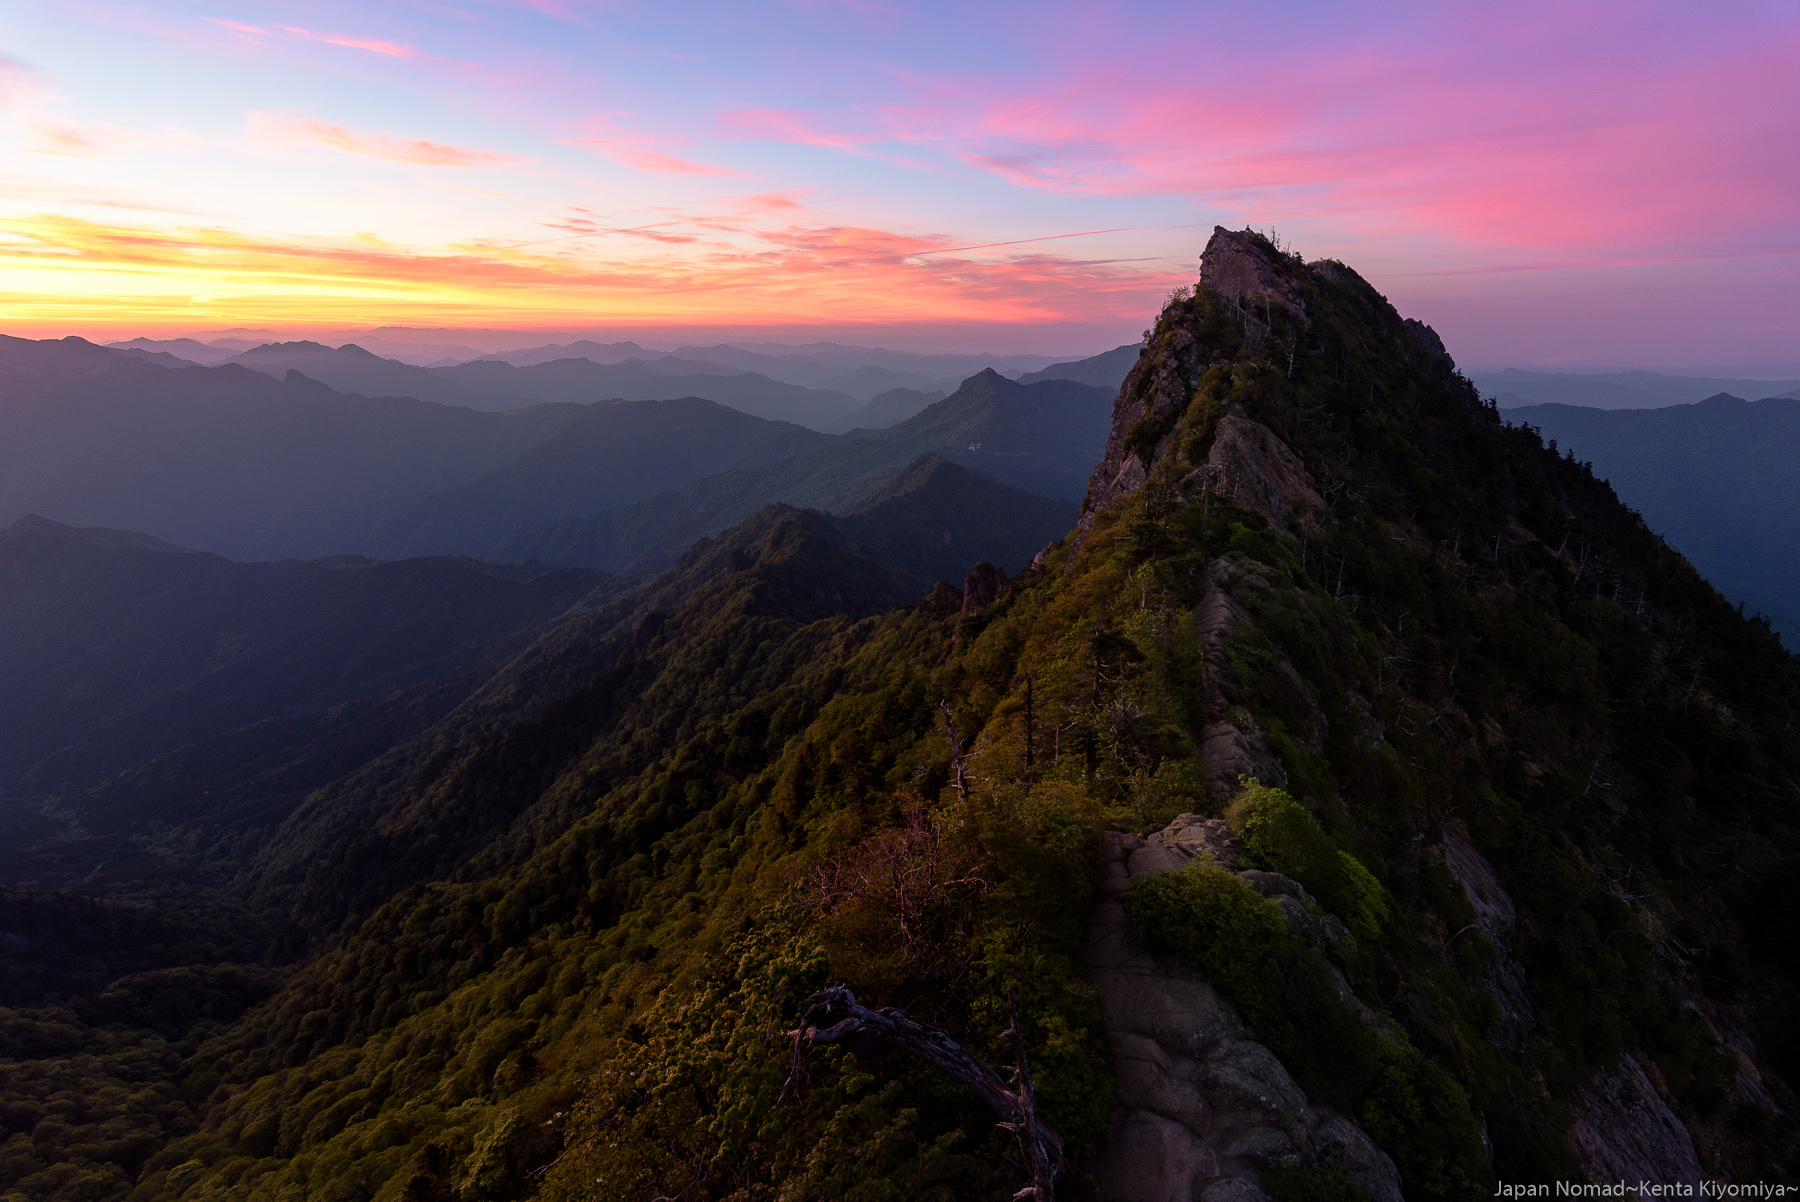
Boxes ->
[744,192,809,212]
[561,136,742,177]
[695,5,1796,266]
[1113,28,1789,256]
[27,121,109,157]
[277,26,423,59]
[250,112,525,167]
[719,108,872,154]
[205,18,267,39]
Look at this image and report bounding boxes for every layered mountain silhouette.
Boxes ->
[0,334,1110,576]
[358,397,834,561]
[831,454,1075,585]
[1017,340,1144,389]
[486,368,1112,571]
[0,335,584,560]
[434,355,861,427]
[825,385,947,431]
[222,340,514,408]
[0,515,611,851]
[1509,394,1800,638]
[1476,367,1800,410]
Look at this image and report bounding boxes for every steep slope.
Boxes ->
[832,454,1077,585]
[1507,395,1800,639]
[359,398,834,561]
[500,369,1112,571]
[1069,228,1797,1195]
[0,336,584,560]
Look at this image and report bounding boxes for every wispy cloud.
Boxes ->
[562,138,742,177]
[25,121,111,156]
[276,26,424,59]
[0,211,1176,331]
[204,18,269,41]
[511,0,592,25]
[719,108,873,154]
[249,111,526,167]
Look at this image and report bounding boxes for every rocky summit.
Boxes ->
[1,228,1795,1201]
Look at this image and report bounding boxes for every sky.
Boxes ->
[1,0,1796,365]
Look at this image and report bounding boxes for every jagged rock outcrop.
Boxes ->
[1082,228,1322,528]
[1081,328,1202,522]
[1199,226,1311,328]
[1068,220,1800,1197]
[1086,832,1403,1202]
[1441,835,1535,1052]
[1127,813,1245,877]
[1189,411,1324,528]
[960,561,1008,620]
[1572,1055,1705,1187]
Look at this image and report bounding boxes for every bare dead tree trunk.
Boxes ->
[940,699,974,805]
[782,985,1065,1200]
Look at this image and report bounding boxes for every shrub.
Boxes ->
[1227,782,1389,944]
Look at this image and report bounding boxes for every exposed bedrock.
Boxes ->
[1085,831,1403,1202]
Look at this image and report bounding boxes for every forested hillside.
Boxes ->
[1506,396,1800,641]
[1,229,1795,1202]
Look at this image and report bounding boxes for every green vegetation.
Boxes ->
[2,231,1796,1200]
[1226,782,1389,944]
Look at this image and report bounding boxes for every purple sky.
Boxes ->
[2,0,1796,366]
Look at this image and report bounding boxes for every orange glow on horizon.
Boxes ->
[0,212,1179,336]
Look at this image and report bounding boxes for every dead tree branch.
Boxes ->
[783,985,1065,1200]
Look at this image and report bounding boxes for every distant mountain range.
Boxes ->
[1019,341,1144,388]
[4,336,1109,576]
[1475,368,1800,410]
[1510,394,1800,639]
[360,397,834,561]
[827,386,948,432]
[111,334,1092,404]
[0,335,584,561]
[482,369,1111,572]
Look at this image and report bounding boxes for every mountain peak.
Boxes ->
[1082,226,1462,522]
[229,339,340,363]
[1198,225,1312,327]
